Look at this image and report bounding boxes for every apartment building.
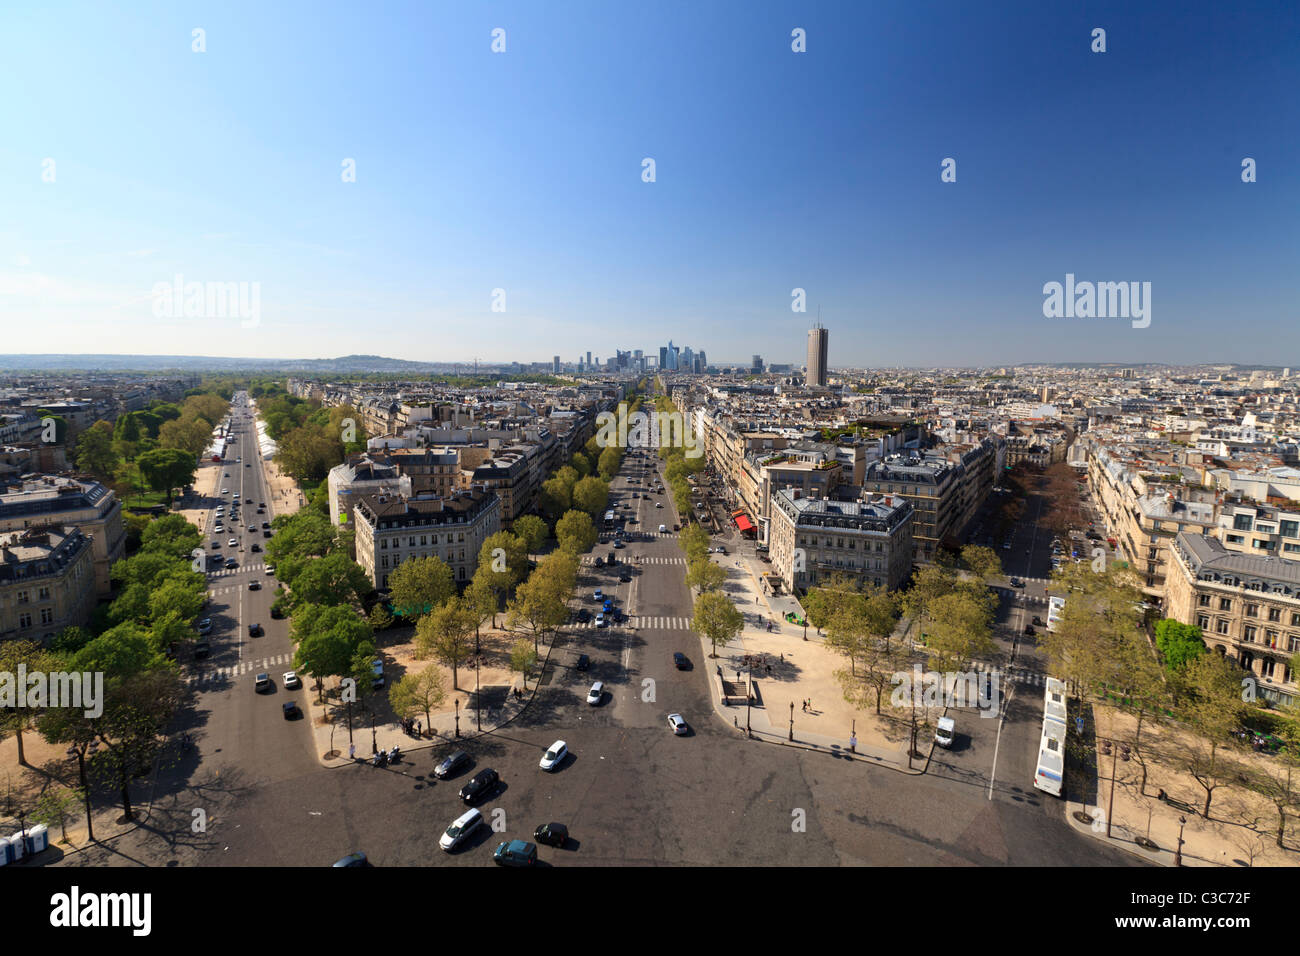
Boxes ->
[0,526,96,642]
[1166,532,1298,707]
[327,457,413,526]
[769,487,914,593]
[860,440,998,563]
[352,487,501,590]
[0,476,125,596]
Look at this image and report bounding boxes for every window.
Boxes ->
[1233,514,1254,531]
[1219,598,1232,611]
[16,590,28,604]
[1257,524,1276,534]
[1280,520,1298,538]
[1197,615,1210,629]
[1292,613,1300,627]
[1198,594,1211,607]
[1243,625,1257,642]
[40,607,53,624]
[38,586,50,601]
[1254,539,1273,550]
[1226,534,1244,544]
[1266,630,1279,647]
[1216,619,1229,634]
[18,612,31,628]
[1246,604,1259,618]
[1269,608,1282,622]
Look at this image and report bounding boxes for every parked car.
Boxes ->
[493,839,538,867]
[439,808,484,852]
[433,750,471,779]
[459,768,499,804]
[574,653,589,671]
[667,714,688,736]
[197,618,213,635]
[539,740,567,771]
[586,681,604,705]
[533,822,568,848]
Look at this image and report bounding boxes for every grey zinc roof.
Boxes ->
[1177,532,1300,586]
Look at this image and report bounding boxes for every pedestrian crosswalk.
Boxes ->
[207,561,267,578]
[969,661,1048,687]
[569,615,693,630]
[582,554,684,566]
[188,652,294,686]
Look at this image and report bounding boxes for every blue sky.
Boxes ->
[1,0,1296,368]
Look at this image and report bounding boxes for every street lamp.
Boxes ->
[1175,815,1187,867]
[788,700,794,741]
[455,697,461,738]
[476,657,482,731]
[745,675,751,737]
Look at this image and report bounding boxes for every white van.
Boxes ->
[439,807,483,851]
[934,716,956,748]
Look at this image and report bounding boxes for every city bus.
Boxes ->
[1034,677,1068,797]
[603,510,615,531]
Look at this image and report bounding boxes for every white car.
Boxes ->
[227,538,237,547]
[668,714,688,736]
[283,671,301,689]
[586,682,603,705]
[221,488,229,495]
[266,565,276,575]
[659,524,667,533]
[539,740,567,771]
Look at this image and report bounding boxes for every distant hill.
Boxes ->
[0,354,450,374]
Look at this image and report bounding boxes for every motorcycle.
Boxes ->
[372,750,388,767]
[388,746,401,764]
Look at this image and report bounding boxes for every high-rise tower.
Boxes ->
[807,322,829,386]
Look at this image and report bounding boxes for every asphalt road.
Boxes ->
[62,443,1143,867]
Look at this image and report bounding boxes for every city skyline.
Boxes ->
[2,0,1296,367]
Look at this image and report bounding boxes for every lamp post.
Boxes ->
[476,657,482,731]
[1175,815,1187,867]
[455,697,461,738]
[745,675,751,737]
[788,701,794,741]
[369,711,376,752]
[1106,739,1118,838]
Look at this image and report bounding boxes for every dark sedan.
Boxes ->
[534,822,568,847]
[433,750,471,779]
[458,768,499,804]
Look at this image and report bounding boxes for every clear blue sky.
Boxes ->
[1,0,1296,367]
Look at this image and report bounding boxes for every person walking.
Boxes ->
[349,742,356,761]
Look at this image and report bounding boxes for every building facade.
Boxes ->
[352,488,501,591]
[769,487,914,594]
[0,526,96,642]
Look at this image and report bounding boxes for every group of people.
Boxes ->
[401,717,421,737]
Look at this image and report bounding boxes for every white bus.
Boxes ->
[603,510,616,531]
[1034,677,1068,797]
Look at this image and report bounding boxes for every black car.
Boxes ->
[1024,624,1035,635]
[575,653,589,671]
[194,640,211,659]
[459,768,499,804]
[673,652,689,670]
[251,543,261,552]
[283,701,301,720]
[612,610,625,623]
[1032,616,1044,626]
[575,609,591,623]
[270,606,284,619]
[248,623,263,637]
[533,822,568,848]
[619,571,632,582]
[433,750,471,779]
[1009,578,1025,588]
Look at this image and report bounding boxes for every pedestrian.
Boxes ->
[780,652,784,663]
[802,700,807,712]
[349,742,356,761]
[416,720,421,736]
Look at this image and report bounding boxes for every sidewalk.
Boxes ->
[691,532,929,774]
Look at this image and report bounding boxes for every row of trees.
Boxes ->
[74,388,234,503]
[257,385,369,483]
[0,512,210,833]
[1040,560,1299,837]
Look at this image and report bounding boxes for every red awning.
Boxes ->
[734,514,754,532]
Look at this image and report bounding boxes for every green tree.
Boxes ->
[510,638,539,683]
[572,475,610,517]
[685,556,726,593]
[0,640,56,766]
[74,420,117,478]
[389,663,447,730]
[1155,618,1208,672]
[288,552,370,608]
[960,544,1002,582]
[384,554,457,621]
[416,597,477,689]
[693,591,744,658]
[136,447,197,503]
[512,515,548,554]
[555,510,597,554]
